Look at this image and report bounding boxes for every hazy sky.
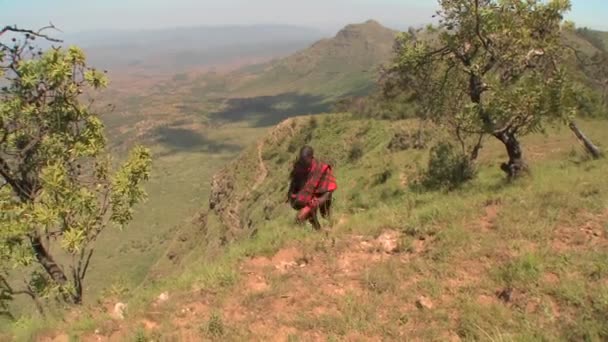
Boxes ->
[2,0,607,33]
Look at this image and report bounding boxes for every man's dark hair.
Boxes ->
[299,145,314,159]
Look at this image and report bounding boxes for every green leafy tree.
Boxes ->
[384,0,578,178]
[0,26,151,307]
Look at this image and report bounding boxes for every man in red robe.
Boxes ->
[287,146,337,230]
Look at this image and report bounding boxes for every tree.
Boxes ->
[560,26,607,158]
[384,0,578,178]
[0,26,151,308]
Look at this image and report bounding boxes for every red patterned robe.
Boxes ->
[288,158,337,211]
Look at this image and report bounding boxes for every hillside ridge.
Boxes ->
[31,114,608,341]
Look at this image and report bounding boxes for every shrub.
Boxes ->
[348,141,364,162]
[421,142,475,190]
[202,312,225,338]
[308,116,318,129]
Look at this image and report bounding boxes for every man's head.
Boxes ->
[297,145,314,168]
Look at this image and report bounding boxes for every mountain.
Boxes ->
[232,20,397,97]
[58,25,325,72]
[179,20,398,127]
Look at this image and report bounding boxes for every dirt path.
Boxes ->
[224,139,269,231]
[221,118,298,233]
[252,140,269,192]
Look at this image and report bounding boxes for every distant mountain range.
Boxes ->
[96,19,608,148]
[56,25,326,71]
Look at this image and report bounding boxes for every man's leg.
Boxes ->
[319,192,332,219]
[309,212,321,230]
[296,205,311,222]
[296,203,322,230]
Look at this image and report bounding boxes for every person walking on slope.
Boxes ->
[287,145,337,230]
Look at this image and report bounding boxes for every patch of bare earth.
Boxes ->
[38,334,69,342]
[479,200,501,232]
[197,230,408,340]
[552,209,608,252]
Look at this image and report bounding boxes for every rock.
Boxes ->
[276,261,298,272]
[387,131,426,152]
[158,292,169,303]
[94,329,101,335]
[416,296,433,310]
[360,241,375,252]
[112,302,127,320]
[377,230,400,254]
[387,132,412,152]
[497,288,513,302]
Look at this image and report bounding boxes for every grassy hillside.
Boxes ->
[598,31,608,50]
[2,21,397,324]
[20,113,608,341]
[4,21,608,340]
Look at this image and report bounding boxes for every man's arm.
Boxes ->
[315,192,331,207]
[286,169,296,202]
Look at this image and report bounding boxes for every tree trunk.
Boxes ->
[30,234,79,303]
[30,235,68,286]
[495,132,528,179]
[569,121,602,159]
[72,274,83,305]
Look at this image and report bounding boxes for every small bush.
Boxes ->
[497,253,543,287]
[387,130,426,152]
[348,141,364,162]
[308,116,318,129]
[421,142,475,190]
[132,328,148,342]
[372,169,392,186]
[202,312,225,338]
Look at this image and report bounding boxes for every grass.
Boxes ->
[4,22,606,340]
[0,121,267,333]
[362,260,400,294]
[217,115,608,341]
[82,122,268,298]
[201,312,225,338]
[6,113,608,340]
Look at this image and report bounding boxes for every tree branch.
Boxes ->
[79,248,94,282]
[0,24,63,43]
[0,155,31,201]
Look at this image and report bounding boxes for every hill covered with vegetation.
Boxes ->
[21,114,608,341]
[3,1,608,339]
[232,20,397,98]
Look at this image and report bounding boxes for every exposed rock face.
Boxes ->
[387,131,427,152]
[112,302,127,320]
[157,292,169,303]
[377,230,400,254]
[209,170,234,211]
[416,296,433,310]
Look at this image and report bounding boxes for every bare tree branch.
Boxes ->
[0,24,62,43]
